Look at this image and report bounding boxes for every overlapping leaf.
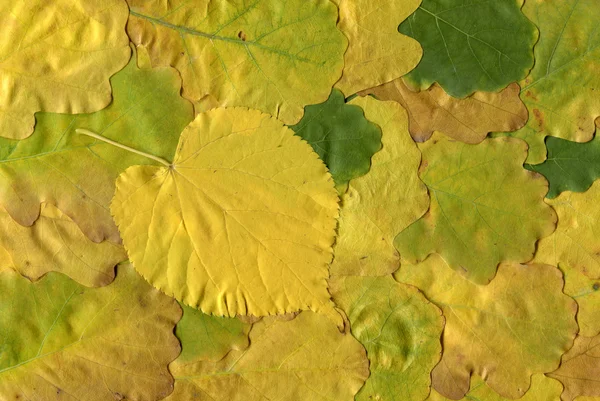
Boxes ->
[0,54,193,243]
[0,0,131,139]
[126,0,347,124]
[0,203,125,287]
[164,312,369,400]
[330,275,443,401]
[330,96,429,277]
[290,89,382,190]
[399,0,538,98]
[394,132,556,284]
[112,108,340,320]
[0,263,181,400]
[360,80,528,143]
[503,0,600,164]
[395,255,578,399]
[332,0,423,96]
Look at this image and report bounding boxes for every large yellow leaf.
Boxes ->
[395,255,578,400]
[394,132,557,284]
[360,80,528,143]
[332,0,422,96]
[0,263,181,400]
[112,108,339,320]
[126,0,347,125]
[0,203,125,287]
[331,96,429,277]
[164,312,369,400]
[0,0,130,139]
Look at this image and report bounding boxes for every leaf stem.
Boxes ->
[75,129,172,167]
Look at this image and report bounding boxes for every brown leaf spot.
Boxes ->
[593,282,600,291]
[533,109,544,130]
[238,31,246,41]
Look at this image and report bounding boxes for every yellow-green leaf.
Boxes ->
[360,80,528,144]
[0,263,181,400]
[0,52,193,243]
[112,108,340,320]
[126,0,347,125]
[502,0,600,164]
[331,96,429,277]
[394,132,557,284]
[426,374,563,401]
[0,0,131,139]
[176,303,251,363]
[330,275,443,401]
[164,312,369,401]
[395,255,578,399]
[0,203,125,287]
[332,0,423,96]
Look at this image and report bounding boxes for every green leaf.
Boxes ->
[499,0,600,164]
[0,51,194,243]
[394,132,557,284]
[126,0,347,125]
[330,275,443,401]
[525,130,600,199]
[399,0,538,98]
[289,89,382,190]
[0,263,181,400]
[176,304,251,363]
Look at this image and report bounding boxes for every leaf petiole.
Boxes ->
[75,129,172,167]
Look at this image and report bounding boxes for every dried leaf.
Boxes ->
[164,312,369,400]
[126,0,347,125]
[330,275,443,401]
[395,132,556,284]
[0,263,181,400]
[331,96,429,277]
[395,255,578,399]
[112,108,340,320]
[0,0,131,139]
[0,203,125,287]
[360,80,528,143]
[332,0,422,96]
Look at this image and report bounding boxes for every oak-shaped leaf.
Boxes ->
[0,0,131,139]
[0,53,193,243]
[360,80,528,144]
[164,312,369,400]
[399,0,538,98]
[395,132,556,284]
[0,203,125,287]
[330,96,429,277]
[0,263,182,400]
[395,255,578,399]
[126,0,347,125]
[112,108,340,321]
[332,0,422,96]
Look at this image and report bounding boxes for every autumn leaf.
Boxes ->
[360,80,528,144]
[111,107,340,320]
[548,334,600,401]
[426,374,563,401]
[0,52,193,243]
[525,130,600,199]
[398,0,538,98]
[164,312,368,401]
[394,132,556,284]
[331,0,422,96]
[0,263,181,401]
[0,203,125,287]
[330,275,443,401]
[289,89,382,191]
[330,96,429,277]
[394,255,578,400]
[176,303,251,363]
[125,0,347,125]
[0,0,131,139]
[502,0,600,164]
